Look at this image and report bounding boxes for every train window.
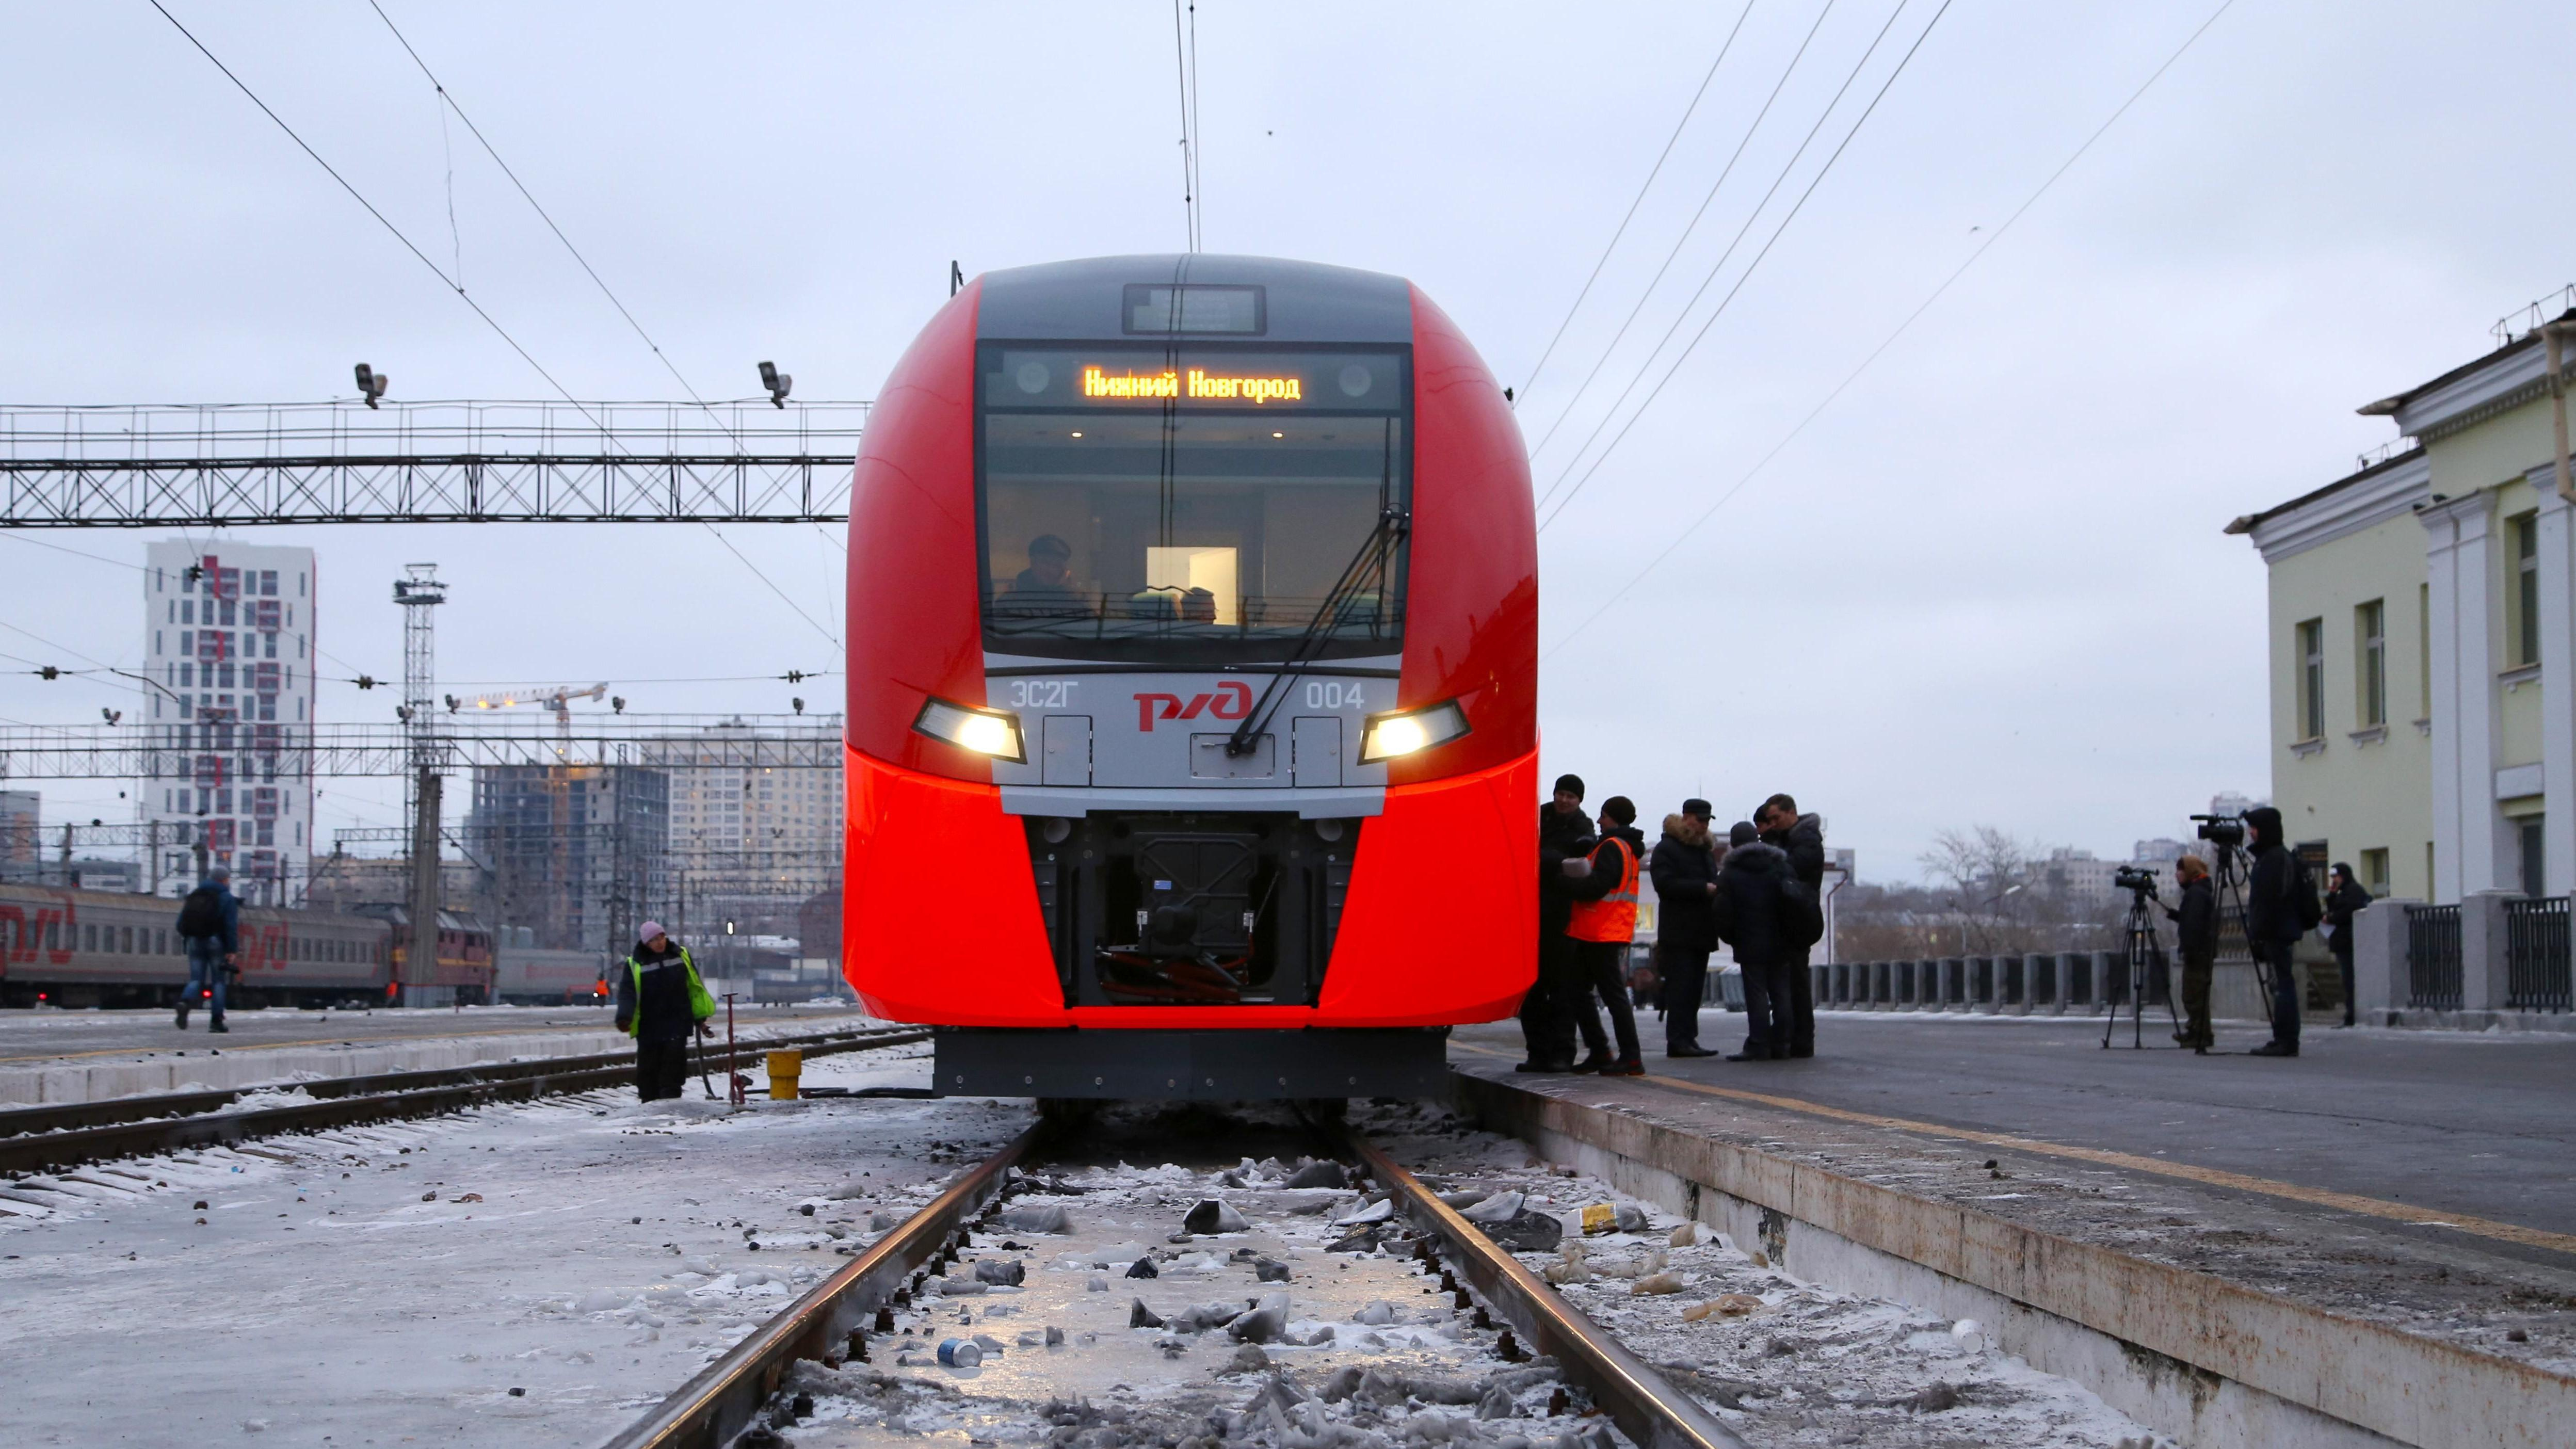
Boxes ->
[84,923,98,952]
[979,345,1408,664]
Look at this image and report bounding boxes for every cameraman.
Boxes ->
[2163,856,2217,1052]
[2243,807,2308,1058]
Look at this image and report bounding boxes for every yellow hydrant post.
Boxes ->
[765,1048,803,1100]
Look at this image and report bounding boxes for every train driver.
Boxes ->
[1000,534,1094,617]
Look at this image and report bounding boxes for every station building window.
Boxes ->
[2355,599,2385,729]
[2513,511,2540,668]
[2296,618,2326,742]
[2359,847,2389,897]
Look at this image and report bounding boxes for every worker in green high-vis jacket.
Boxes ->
[614,921,715,1101]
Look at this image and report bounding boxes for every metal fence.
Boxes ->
[2405,903,2464,1010]
[2503,895,2573,1012]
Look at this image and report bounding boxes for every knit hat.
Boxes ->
[637,921,668,944]
[1553,774,1585,801]
[1601,796,1636,826]
[1728,822,1759,847]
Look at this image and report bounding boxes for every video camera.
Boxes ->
[2190,813,2245,850]
[2112,864,2160,897]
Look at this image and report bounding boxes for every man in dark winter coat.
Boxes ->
[2163,854,2219,1051]
[1648,800,1721,1057]
[2324,863,2372,1027]
[1561,796,1647,1074]
[2243,806,2307,1057]
[615,921,716,1101]
[172,864,242,1033]
[1755,794,1827,1058]
[1712,822,1800,1059]
[1520,775,1596,1072]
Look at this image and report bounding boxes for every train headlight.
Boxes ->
[1357,699,1470,764]
[913,697,1025,762]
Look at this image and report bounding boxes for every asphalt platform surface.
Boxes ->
[0,1002,875,1067]
[1456,1007,2576,1241]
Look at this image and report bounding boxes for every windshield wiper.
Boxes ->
[1226,504,1407,757]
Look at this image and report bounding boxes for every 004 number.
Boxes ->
[1303,681,1367,710]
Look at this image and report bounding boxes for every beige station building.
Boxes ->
[2231,291,2576,904]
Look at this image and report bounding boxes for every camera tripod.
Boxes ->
[2207,842,2269,1005]
[2102,883,2182,1049]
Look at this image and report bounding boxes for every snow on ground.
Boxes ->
[3,1069,2174,1449]
[0,1039,1011,1449]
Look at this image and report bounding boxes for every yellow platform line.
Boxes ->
[1453,1041,2576,1258]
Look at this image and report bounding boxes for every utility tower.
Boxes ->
[393,565,447,1004]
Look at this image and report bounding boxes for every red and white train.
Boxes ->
[842,255,1537,1098]
[0,883,496,1008]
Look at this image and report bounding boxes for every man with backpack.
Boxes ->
[1711,822,1823,1060]
[1754,794,1829,1058]
[173,864,242,1033]
[2243,806,2318,1057]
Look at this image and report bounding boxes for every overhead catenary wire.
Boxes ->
[1172,0,1204,251]
[360,2,840,650]
[1516,1,1758,408]
[1544,0,2238,660]
[1525,0,1822,466]
[1536,0,1953,534]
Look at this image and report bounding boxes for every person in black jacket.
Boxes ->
[2243,806,2306,1057]
[2163,854,2219,1051]
[1519,775,1596,1072]
[2323,863,2372,1027]
[1754,794,1827,1058]
[1648,801,1721,1057]
[1712,822,1799,1060]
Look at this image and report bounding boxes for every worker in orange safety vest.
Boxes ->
[1561,795,1647,1075]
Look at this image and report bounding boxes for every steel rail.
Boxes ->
[0,1026,929,1176]
[1346,1132,1750,1449]
[604,1122,1046,1449]
[0,1024,916,1137]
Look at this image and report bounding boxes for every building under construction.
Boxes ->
[465,764,668,953]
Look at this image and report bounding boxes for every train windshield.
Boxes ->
[977,344,1409,664]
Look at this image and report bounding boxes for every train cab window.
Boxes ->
[978,345,1409,663]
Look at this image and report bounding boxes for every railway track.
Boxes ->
[606,1119,1746,1449]
[0,1024,930,1176]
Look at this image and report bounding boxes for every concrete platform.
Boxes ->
[0,1003,878,1106]
[1452,1013,2576,1447]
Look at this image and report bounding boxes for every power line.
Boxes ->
[1544,0,2236,659]
[1171,1,1203,251]
[0,532,146,571]
[1536,0,1952,534]
[1523,0,1794,449]
[361,2,840,650]
[149,1,595,422]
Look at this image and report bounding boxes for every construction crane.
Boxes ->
[445,683,609,744]
[440,684,609,947]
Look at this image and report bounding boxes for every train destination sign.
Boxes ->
[1078,365,1306,405]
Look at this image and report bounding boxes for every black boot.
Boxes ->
[175,1002,190,1029]
[1571,1052,1614,1074]
[2249,1039,2296,1057]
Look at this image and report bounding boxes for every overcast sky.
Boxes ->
[3,2,2569,879]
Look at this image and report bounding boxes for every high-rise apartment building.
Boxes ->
[0,790,37,884]
[665,718,843,942]
[142,541,318,903]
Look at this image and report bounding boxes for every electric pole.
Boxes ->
[394,564,447,1004]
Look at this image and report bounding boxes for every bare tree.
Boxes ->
[1917,826,2049,954]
